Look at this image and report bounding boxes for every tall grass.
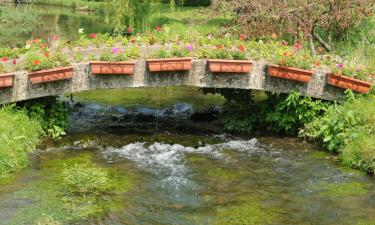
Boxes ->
[0,105,43,177]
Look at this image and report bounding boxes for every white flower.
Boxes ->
[25,44,31,49]
[79,28,84,34]
[259,40,263,44]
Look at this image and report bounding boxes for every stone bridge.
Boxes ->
[0,46,345,104]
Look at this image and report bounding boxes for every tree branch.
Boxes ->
[313,32,332,51]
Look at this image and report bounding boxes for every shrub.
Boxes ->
[0,105,42,176]
[62,163,113,195]
[265,91,330,134]
[151,45,191,58]
[20,96,70,139]
[302,93,375,172]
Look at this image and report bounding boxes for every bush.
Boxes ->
[302,93,375,173]
[0,106,43,176]
[62,163,113,195]
[19,96,70,139]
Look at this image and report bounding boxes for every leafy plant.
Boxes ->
[151,45,191,58]
[274,48,314,70]
[331,63,372,81]
[61,163,113,195]
[21,97,70,139]
[266,91,330,134]
[25,50,70,72]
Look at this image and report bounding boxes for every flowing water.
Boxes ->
[0,100,375,225]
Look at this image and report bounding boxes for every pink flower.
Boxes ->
[155,26,162,32]
[127,27,133,33]
[52,35,59,41]
[89,33,97,39]
[186,44,194,52]
[112,47,120,54]
[336,63,345,68]
[12,59,17,65]
[1,57,9,62]
[207,33,213,40]
[281,40,289,46]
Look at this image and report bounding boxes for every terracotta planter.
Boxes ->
[268,65,313,83]
[90,61,135,75]
[147,58,192,72]
[0,73,14,88]
[208,59,252,73]
[29,66,73,84]
[327,73,372,94]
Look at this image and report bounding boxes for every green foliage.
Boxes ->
[198,48,246,60]
[62,163,113,195]
[274,49,314,70]
[266,91,330,134]
[34,214,62,225]
[20,97,70,139]
[206,89,330,134]
[302,92,375,173]
[331,62,373,81]
[0,105,43,177]
[151,45,190,58]
[25,50,70,72]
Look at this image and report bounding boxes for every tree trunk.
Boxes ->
[307,34,316,56]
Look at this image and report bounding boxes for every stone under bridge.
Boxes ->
[0,46,346,104]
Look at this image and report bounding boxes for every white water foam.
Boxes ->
[103,139,260,191]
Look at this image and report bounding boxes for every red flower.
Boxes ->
[1,57,9,62]
[44,51,50,57]
[239,35,247,40]
[294,41,302,50]
[127,27,133,33]
[238,45,246,52]
[33,38,40,44]
[12,59,17,65]
[155,26,162,32]
[33,59,40,65]
[89,33,97,39]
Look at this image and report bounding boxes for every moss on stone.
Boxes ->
[321,181,371,197]
[214,195,276,225]
[7,153,136,225]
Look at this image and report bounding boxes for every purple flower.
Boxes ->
[112,47,120,54]
[336,63,345,68]
[186,44,194,52]
[281,40,289,46]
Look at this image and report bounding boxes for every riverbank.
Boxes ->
[0,106,42,182]
[0,0,103,11]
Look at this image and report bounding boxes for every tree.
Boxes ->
[213,0,374,55]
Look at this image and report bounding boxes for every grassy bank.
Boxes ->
[0,106,42,180]
[302,93,375,173]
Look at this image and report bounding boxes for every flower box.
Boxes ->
[90,61,135,75]
[208,59,252,73]
[327,73,372,94]
[0,73,14,88]
[29,66,73,84]
[268,65,313,83]
[147,58,192,72]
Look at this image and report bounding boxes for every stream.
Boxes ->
[1,94,375,225]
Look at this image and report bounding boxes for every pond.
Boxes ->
[0,2,226,47]
[0,88,375,225]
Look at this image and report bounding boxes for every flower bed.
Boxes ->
[147,58,192,72]
[0,73,14,88]
[90,61,135,75]
[327,73,372,94]
[29,66,73,84]
[208,59,252,73]
[268,65,313,83]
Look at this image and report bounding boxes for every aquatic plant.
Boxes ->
[62,163,113,195]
